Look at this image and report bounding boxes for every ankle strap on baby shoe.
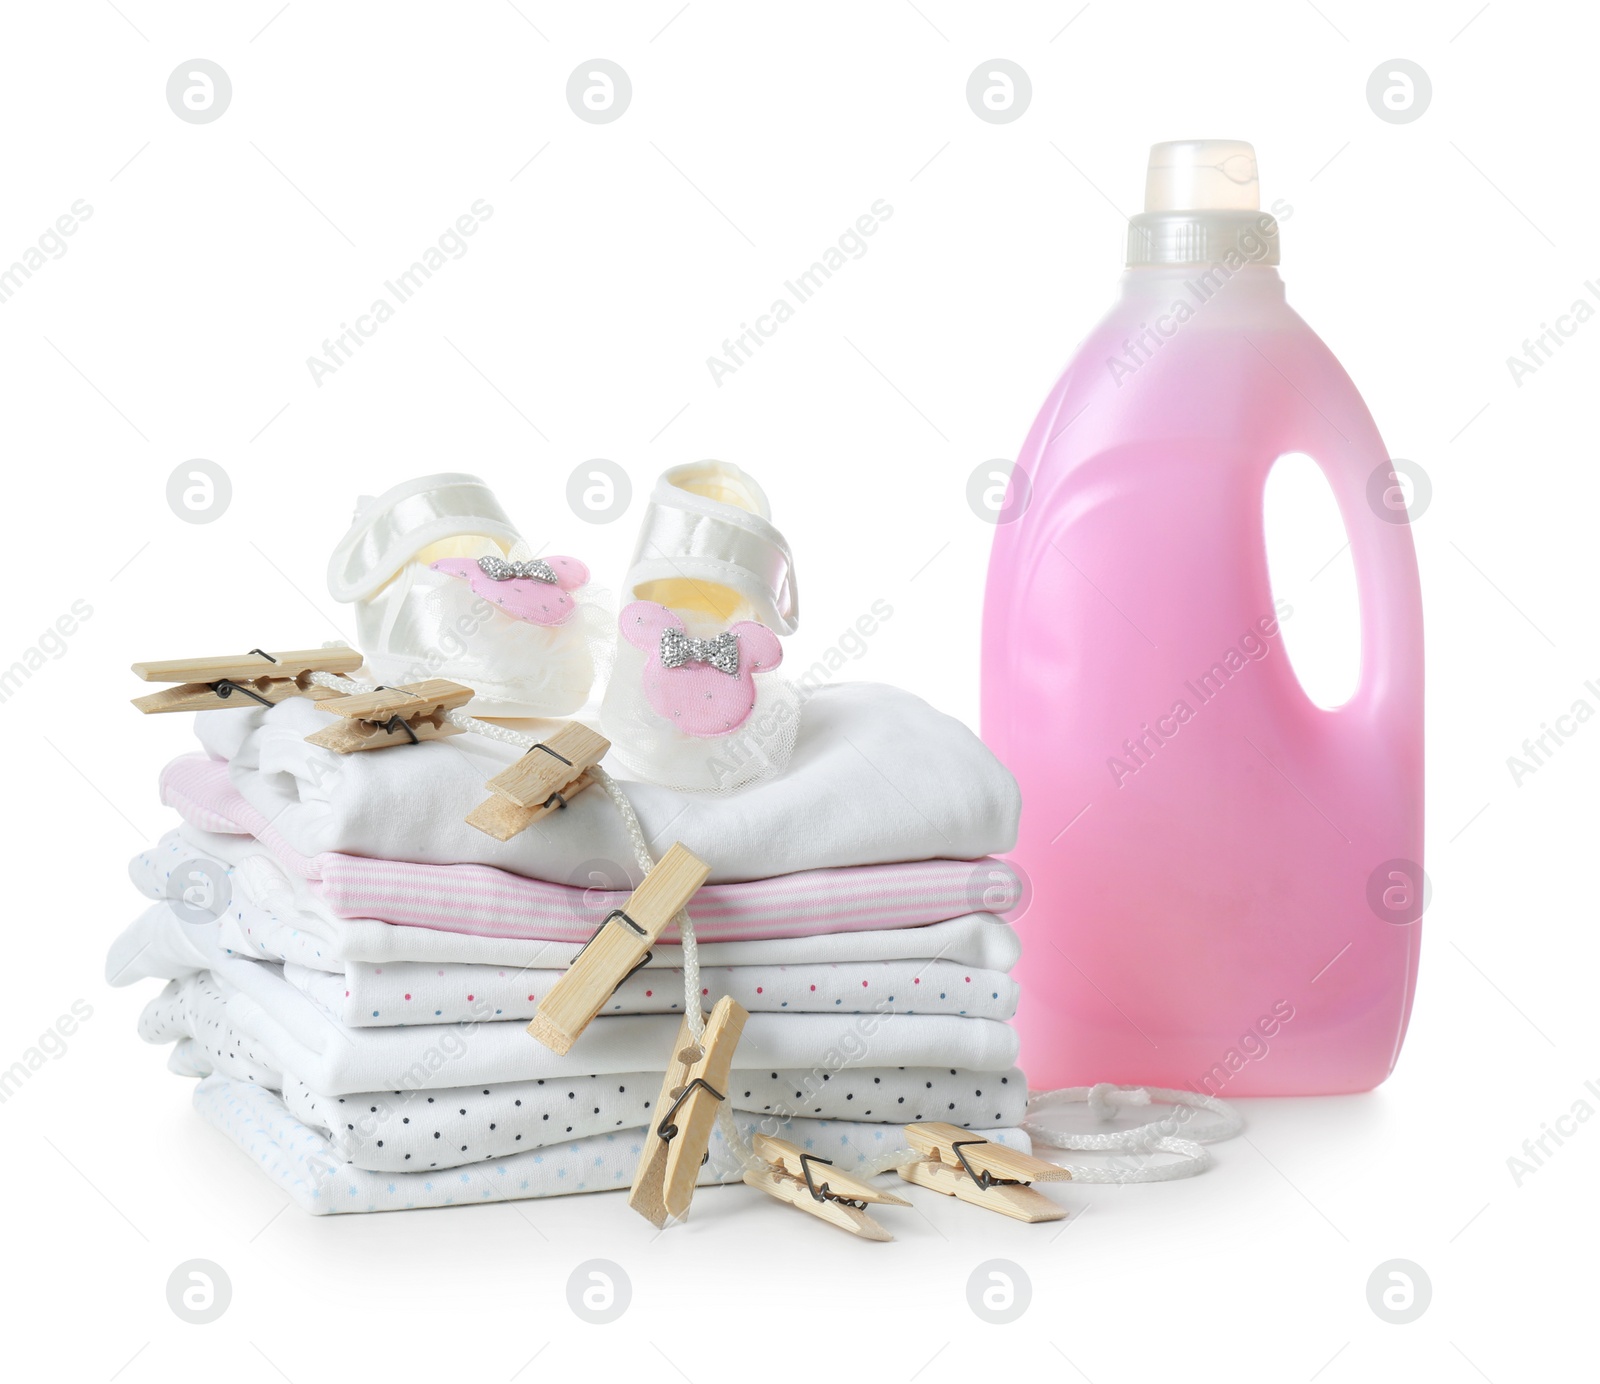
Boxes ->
[327,473,522,603]
[627,461,799,635]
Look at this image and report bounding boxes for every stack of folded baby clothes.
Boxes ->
[108,468,1030,1215]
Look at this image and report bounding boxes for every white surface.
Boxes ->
[1,1,1594,1380]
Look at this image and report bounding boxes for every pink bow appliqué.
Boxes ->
[432,554,590,626]
[620,601,782,737]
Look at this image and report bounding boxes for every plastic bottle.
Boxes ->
[981,141,1424,1096]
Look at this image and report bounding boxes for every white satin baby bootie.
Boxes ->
[601,461,800,792]
[327,472,608,718]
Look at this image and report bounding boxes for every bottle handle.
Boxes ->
[1300,431,1425,723]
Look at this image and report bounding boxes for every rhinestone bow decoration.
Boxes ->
[477,555,558,584]
[659,627,740,677]
[434,553,588,626]
[622,602,781,737]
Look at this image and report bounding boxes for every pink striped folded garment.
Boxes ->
[159,753,1022,944]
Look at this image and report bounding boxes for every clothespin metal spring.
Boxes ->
[569,909,654,995]
[951,1139,1025,1191]
[797,1151,867,1209]
[210,649,288,707]
[655,1075,725,1146]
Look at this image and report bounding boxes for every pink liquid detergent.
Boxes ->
[982,142,1424,1096]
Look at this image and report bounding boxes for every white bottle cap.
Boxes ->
[1144,140,1260,212]
[1126,139,1278,266]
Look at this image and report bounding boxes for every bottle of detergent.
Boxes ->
[981,141,1423,1096]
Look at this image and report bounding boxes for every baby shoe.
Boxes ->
[601,461,799,791]
[327,473,608,718]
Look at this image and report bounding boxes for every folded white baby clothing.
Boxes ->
[127,830,1023,975]
[275,1067,1027,1172]
[158,759,1022,941]
[147,977,1025,1169]
[192,1076,1029,1215]
[118,857,1017,1024]
[283,956,1017,1027]
[190,679,1020,884]
[138,963,1021,1094]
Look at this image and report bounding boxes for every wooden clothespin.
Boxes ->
[304,679,472,754]
[743,1132,909,1241]
[898,1123,1070,1223]
[629,995,748,1227]
[465,721,610,841]
[131,646,361,714]
[527,841,710,1055]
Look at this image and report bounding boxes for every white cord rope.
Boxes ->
[1021,1084,1243,1182]
[850,1085,1244,1182]
[587,763,746,1166]
[587,767,706,1045]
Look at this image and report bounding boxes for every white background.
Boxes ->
[2,1,1595,1379]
